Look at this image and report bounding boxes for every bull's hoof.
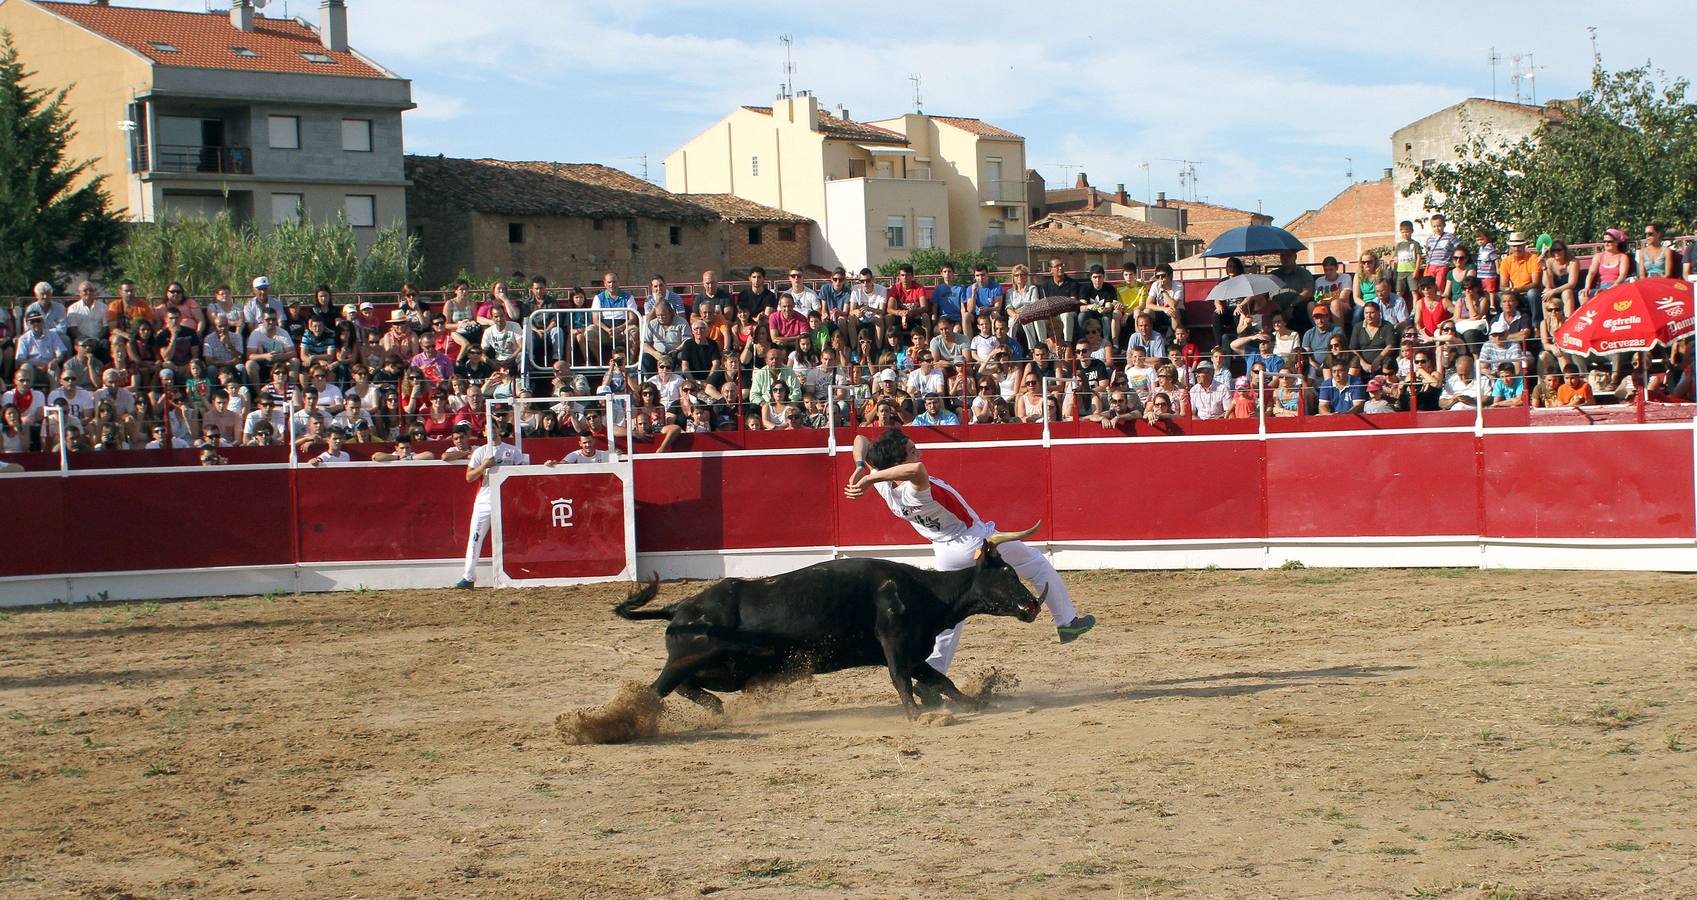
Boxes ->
[911,682,945,708]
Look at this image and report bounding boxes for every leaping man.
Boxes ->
[843,428,1095,699]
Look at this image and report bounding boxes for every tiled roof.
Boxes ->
[1039,213,1194,242]
[741,104,908,144]
[682,194,812,224]
[35,1,387,78]
[404,156,716,221]
[932,116,1022,140]
[1166,199,1268,221]
[1027,228,1124,252]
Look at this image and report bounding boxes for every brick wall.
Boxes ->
[459,213,723,290]
[1287,179,1397,266]
[725,222,813,275]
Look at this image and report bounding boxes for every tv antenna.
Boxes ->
[1158,158,1203,202]
[617,154,650,182]
[1044,162,1084,186]
[778,34,795,99]
[909,73,924,114]
[1510,52,1541,104]
[1345,157,1353,182]
[1487,47,1501,100]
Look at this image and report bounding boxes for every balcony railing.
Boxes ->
[149,144,253,175]
[980,180,1028,203]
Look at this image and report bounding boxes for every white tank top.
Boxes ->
[875,476,988,543]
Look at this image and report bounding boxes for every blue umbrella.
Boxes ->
[1203,224,1307,258]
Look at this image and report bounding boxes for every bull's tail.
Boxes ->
[613,575,673,621]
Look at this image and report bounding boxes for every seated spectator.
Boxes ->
[929,318,969,368]
[911,392,959,426]
[479,304,523,368]
[1188,363,1232,420]
[1407,349,1444,411]
[1144,391,1179,424]
[1316,361,1366,414]
[371,433,436,462]
[199,446,229,466]
[1493,293,1532,343]
[1086,389,1143,429]
[440,422,477,461]
[1586,361,1622,404]
[1349,301,1396,374]
[757,381,800,431]
[1013,373,1047,422]
[145,422,190,449]
[1556,365,1593,407]
[905,353,945,398]
[1125,312,1167,360]
[1,404,30,452]
[308,426,352,466]
[1530,370,1564,408]
[1362,376,1395,413]
[1270,370,1308,417]
[332,395,375,433]
[1490,362,1527,406]
[1478,322,1527,374]
[1441,355,1488,409]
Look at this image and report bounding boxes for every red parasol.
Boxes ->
[1553,278,1696,356]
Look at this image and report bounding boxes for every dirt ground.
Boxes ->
[3,568,1696,898]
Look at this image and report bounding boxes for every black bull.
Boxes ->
[614,531,1044,717]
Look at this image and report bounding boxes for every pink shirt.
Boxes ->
[768,309,808,339]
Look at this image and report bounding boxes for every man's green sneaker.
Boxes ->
[1058,614,1096,644]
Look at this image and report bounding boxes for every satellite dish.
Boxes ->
[253,0,270,9]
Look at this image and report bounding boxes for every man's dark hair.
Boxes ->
[1088,264,1105,275]
[831,266,847,276]
[531,275,548,286]
[1399,220,1414,230]
[866,427,911,469]
[972,264,989,274]
[748,266,766,278]
[898,264,914,275]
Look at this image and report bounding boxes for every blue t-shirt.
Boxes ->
[931,282,967,321]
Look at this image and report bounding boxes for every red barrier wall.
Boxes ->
[2,424,1692,582]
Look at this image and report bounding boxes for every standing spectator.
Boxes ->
[1474,227,1501,296]
[1316,361,1365,414]
[968,264,1005,328]
[1583,228,1632,300]
[1188,363,1231,419]
[1392,220,1423,299]
[65,281,108,344]
[930,263,967,331]
[1422,214,1458,287]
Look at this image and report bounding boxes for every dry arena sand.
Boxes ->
[3,568,1696,897]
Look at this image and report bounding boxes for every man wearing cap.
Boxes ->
[352,301,383,335]
[242,276,285,328]
[1188,362,1232,419]
[862,371,913,424]
[18,310,69,384]
[1478,320,1527,374]
[1499,232,1543,323]
[379,312,420,359]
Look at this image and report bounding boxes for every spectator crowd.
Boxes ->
[1,219,1693,464]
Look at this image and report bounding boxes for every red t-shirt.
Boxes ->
[767,309,808,339]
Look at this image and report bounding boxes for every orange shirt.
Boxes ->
[107,298,151,328]
[1499,251,1541,290]
[1556,382,1593,406]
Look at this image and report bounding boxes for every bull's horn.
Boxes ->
[985,521,1041,547]
[1037,583,1050,604]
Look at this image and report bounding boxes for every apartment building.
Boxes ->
[664,94,1028,270]
[0,0,411,246]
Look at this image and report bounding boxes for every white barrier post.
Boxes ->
[1041,376,1052,448]
[1256,369,1266,437]
[47,406,68,473]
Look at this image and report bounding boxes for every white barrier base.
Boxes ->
[4,538,1695,608]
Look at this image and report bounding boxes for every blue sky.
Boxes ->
[123,1,1692,224]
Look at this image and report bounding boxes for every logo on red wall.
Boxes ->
[550,498,575,528]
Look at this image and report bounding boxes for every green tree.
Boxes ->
[0,31,124,295]
[1404,64,1697,243]
[876,247,999,278]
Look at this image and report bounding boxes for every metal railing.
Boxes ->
[149,144,253,175]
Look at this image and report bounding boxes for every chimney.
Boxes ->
[1114,183,1128,205]
[1155,191,1167,207]
[835,104,849,121]
[319,0,348,53]
[1088,187,1099,208]
[1074,173,1089,189]
[1383,167,1393,180]
[231,0,254,32]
